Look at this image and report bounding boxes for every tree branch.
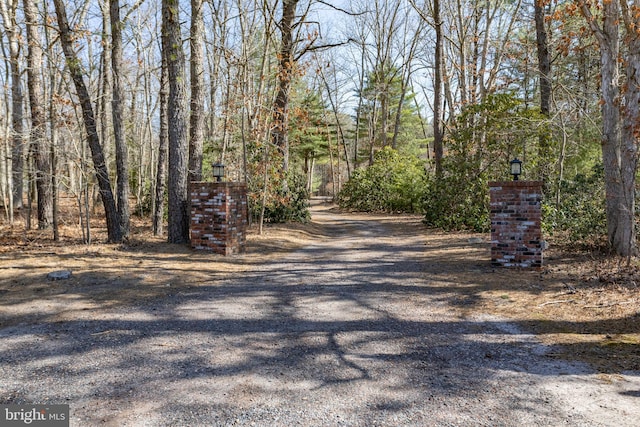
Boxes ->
[315,0,369,16]
[294,38,354,62]
[575,0,606,45]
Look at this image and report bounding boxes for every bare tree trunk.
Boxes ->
[555,117,568,208]
[535,0,553,179]
[53,0,122,243]
[110,0,130,239]
[44,2,61,240]
[454,0,468,106]
[390,15,424,151]
[578,0,636,256]
[379,81,389,149]
[327,128,336,197]
[534,0,551,117]
[1,100,13,222]
[51,135,59,241]
[368,105,376,165]
[432,0,444,177]
[271,0,298,173]
[258,138,270,236]
[153,47,169,236]
[413,85,430,160]
[619,0,640,260]
[24,0,53,229]
[189,0,205,182]
[220,68,234,163]
[318,60,351,178]
[0,92,14,225]
[354,51,365,168]
[162,0,190,244]
[98,1,112,173]
[0,0,25,209]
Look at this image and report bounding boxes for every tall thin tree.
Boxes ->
[272,0,298,173]
[23,0,53,230]
[535,0,553,179]
[162,0,190,243]
[53,0,122,243]
[110,0,130,239]
[189,0,205,182]
[0,0,25,210]
[431,0,443,177]
[154,44,169,236]
[576,0,639,257]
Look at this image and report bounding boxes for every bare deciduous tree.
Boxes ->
[23,0,53,230]
[53,0,122,243]
[0,0,24,210]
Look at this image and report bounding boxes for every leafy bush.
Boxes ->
[423,163,490,231]
[424,93,547,232]
[544,164,606,242]
[250,171,310,224]
[338,147,427,213]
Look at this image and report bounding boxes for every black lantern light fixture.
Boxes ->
[212,162,225,182]
[510,158,522,181]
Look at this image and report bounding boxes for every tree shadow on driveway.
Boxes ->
[0,207,638,425]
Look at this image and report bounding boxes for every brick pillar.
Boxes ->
[489,181,543,268]
[190,182,248,255]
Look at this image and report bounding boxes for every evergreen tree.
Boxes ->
[290,90,331,192]
[355,61,424,164]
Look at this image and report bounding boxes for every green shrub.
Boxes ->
[544,164,606,242]
[338,147,427,213]
[423,177,490,232]
[250,171,310,224]
[423,93,548,232]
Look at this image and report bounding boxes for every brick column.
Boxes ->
[489,181,543,268]
[190,182,248,255]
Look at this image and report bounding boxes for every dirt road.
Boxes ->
[1,204,638,426]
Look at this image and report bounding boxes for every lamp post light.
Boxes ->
[212,162,225,182]
[510,158,522,181]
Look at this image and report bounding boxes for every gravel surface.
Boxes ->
[1,205,639,426]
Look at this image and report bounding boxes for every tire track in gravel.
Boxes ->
[1,204,638,426]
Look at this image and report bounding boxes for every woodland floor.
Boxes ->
[0,198,639,425]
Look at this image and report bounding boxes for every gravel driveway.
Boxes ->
[1,205,639,426]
